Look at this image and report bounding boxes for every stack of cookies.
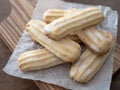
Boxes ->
[17,7,114,83]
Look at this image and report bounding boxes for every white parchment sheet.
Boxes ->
[3,0,118,90]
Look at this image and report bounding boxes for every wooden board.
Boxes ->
[0,0,37,51]
[0,0,120,90]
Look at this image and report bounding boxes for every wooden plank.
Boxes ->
[0,0,37,50]
[0,38,39,90]
[0,0,120,89]
[34,81,66,90]
[113,44,120,73]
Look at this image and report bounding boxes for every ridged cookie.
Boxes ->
[43,9,66,23]
[70,31,114,83]
[26,20,81,63]
[44,7,104,40]
[66,33,81,43]
[77,27,113,55]
[43,8,79,23]
[18,49,65,71]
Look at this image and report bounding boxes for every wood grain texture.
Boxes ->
[0,37,39,90]
[113,44,120,73]
[34,81,66,90]
[0,0,120,90]
[0,0,37,51]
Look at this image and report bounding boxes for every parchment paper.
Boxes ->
[3,0,118,90]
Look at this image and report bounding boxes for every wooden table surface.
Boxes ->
[0,0,120,90]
